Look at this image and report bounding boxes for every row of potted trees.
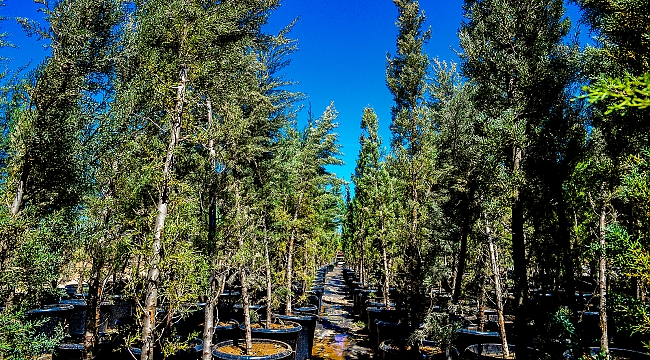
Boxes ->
[26,263,334,360]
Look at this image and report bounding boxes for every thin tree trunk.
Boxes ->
[240,268,253,354]
[478,270,487,332]
[232,180,253,354]
[286,230,295,315]
[359,230,366,286]
[202,97,222,360]
[202,277,217,360]
[285,192,303,315]
[452,213,470,303]
[511,144,528,358]
[486,216,509,358]
[10,155,30,217]
[264,228,273,324]
[598,191,609,355]
[141,64,186,360]
[202,269,226,360]
[555,179,577,310]
[83,263,102,360]
[379,209,391,308]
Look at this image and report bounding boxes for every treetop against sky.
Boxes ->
[1,0,587,183]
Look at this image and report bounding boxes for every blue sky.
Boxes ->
[265,0,466,183]
[1,0,587,184]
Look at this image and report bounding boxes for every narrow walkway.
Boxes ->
[312,266,373,360]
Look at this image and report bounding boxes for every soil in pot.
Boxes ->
[241,319,302,353]
[213,339,293,359]
[215,320,240,342]
[275,313,318,360]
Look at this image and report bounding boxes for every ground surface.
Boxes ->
[312,266,373,360]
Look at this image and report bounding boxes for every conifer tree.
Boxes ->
[459,0,575,353]
[386,0,437,326]
[272,103,343,315]
[117,0,281,357]
[352,108,395,307]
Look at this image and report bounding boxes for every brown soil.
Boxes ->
[420,345,444,355]
[251,322,295,329]
[383,342,443,355]
[219,342,286,356]
[478,352,515,359]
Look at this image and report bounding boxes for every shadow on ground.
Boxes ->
[312,266,375,360]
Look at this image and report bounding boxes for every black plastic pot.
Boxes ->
[53,343,84,360]
[367,307,402,349]
[353,288,363,313]
[52,334,117,360]
[274,314,317,360]
[59,299,112,337]
[174,302,206,337]
[465,343,550,360]
[28,304,74,337]
[219,290,242,320]
[375,320,407,351]
[359,290,379,319]
[233,304,266,324]
[453,329,500,355]
[378,339,451,360]
[308,288,323,311]
[294,305,318,316]
[305,292,321,312]
[464,343,516,359]
[212,339,293,360]
[121,345,163,360]
[563,347,650,359]
[215,320,241,342]
[240,320,302,358]
[106,296,134,331]
[167,338,203,360]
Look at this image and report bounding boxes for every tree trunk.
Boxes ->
[285,192,303,315]
[511,144,528,357]
[381,242,391,308]
[202,269,226,360]
[486,216,509,358]
[240,268,253,354]
[285,230,295,315]
[554,178,577,310]
[207,98,217,253]
[141,64,186,360]
[452,213,470,303]
[83,263,102,360]
[359,230,366,286]
[598,192,609,355]
[202,97,222,360]
[10,155,30,217]
[478,269,487,332]
[264,229,273,324]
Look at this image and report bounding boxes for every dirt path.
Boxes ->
[312,266,373,360]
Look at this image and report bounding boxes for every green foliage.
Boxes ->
[610,294,650,344]
[606,224,650,282]
[410,311,459,349]
[580,72,650,114]
[574,0,650,73]
[0,308,64,359]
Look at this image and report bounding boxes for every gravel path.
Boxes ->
[311,266,373,360]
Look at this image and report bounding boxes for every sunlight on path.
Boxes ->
[312,265,373,360]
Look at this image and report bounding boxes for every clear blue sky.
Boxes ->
[1,0,587,184]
